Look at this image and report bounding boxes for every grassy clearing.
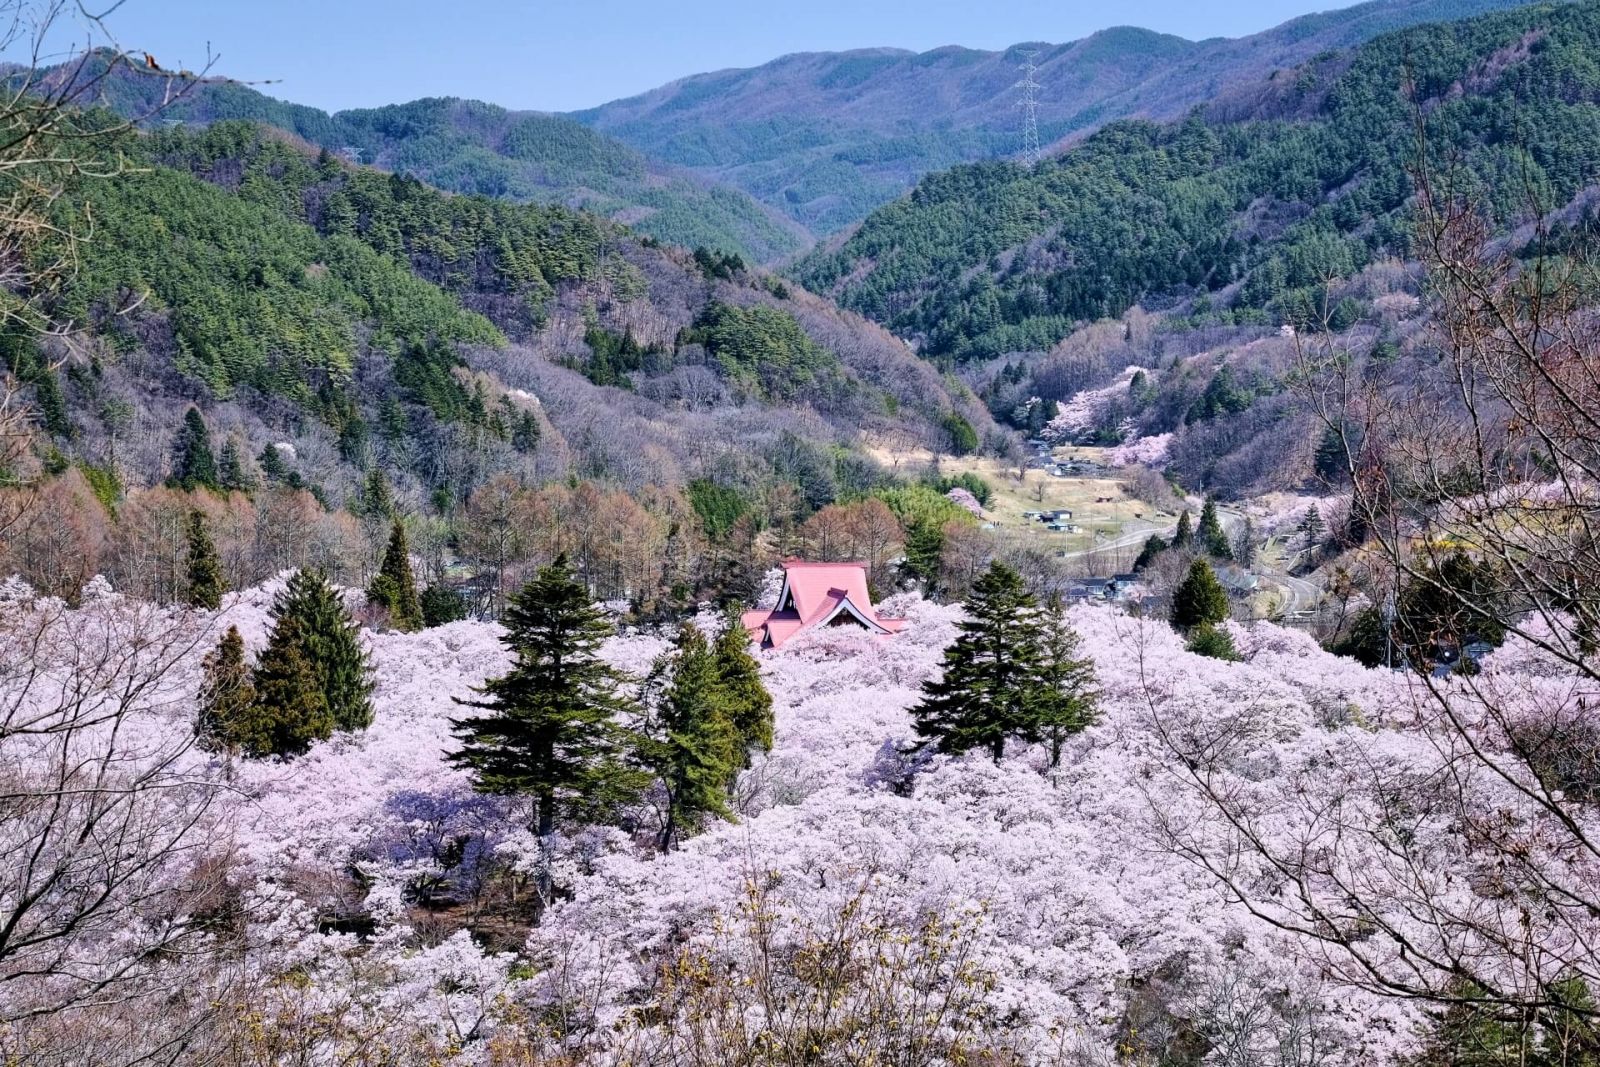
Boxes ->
[869,444,1181,558]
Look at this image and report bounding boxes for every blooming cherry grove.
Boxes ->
[1,573,1588,1063]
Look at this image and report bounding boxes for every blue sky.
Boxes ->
[47,0,1356,114]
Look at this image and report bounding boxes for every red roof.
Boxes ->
[742,560,905,649]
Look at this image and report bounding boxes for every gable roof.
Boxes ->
[741,560,906,649]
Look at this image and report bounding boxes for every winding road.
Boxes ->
[1048,496,1324,617]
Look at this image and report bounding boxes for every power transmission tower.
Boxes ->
[1016,50,1041,166]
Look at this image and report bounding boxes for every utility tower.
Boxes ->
[1016,50,1042,166]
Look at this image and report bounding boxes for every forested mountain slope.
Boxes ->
[798,0,1600,363]
[59,68,807,263]
[787,1,1600,500]
[19,120,989,519]
[571,0,1531,235]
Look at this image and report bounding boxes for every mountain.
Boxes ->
[798,0,1600,360]
[793,0,1600,496]
[17,119,990,526]
[570,0,1534,235]
[61,69,809,264]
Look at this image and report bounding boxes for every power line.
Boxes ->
[1016,50,1041,167]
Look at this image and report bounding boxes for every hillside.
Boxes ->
[8,568,1583,1063]
[571,0,1532,235]
[61,68,808,264]
[16,119,990,532]
[789,0,1600,495]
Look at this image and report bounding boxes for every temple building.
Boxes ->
[741,560,906,649]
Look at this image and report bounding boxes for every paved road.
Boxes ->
[1219,505,1321,616]
[1049,501,1325,616]
[1273,570,1322,614]
[1057,523,1173,561]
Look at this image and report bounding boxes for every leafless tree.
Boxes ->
[1149,120,1600,1052]
[0,589,238,1060]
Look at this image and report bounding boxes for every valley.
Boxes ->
[2,0,1599,1064]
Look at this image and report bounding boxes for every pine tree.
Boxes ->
[258,443,287,482]
[449,554,643,837]
[270,569,374,732]
[1299,507,1326,554]
[185,509,225,610]
[1025,598,1099,769]
[713,611,772,766]
[359,467,395,520]
[1133,534,1169,572]
[903,517,945,589]
[247,614,335,758]
[33,367,68,437]
[1186,621,1241,662]
[1171,557,1230,632]
[1173,509,1194,549]
[511,409,541,453]
[1199,497,1231,559]
[1313,424,1349,484]
[367,520,422,631]
[913,561,1045,763]
[646,623,739,851]
[217,438,251,492]
[196,626,256,758]
[421,583,467,627]
[379,395,410,442]
[171,406,218,491]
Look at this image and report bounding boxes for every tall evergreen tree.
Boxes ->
[270,569,374,731]
[1299,506,1326,554]
[1133,534,1169,573]
[646,623,739,851]
[217,438,251,492]
[1026,599,1100,769]
[258,443,288,483]
[247,614,335,758]
[1199,497,1232,559]
[913,561,1045,763]
[449,554,642,836]
[1313,424,1350,484]
[359,467,395,520]
[196,625,256,759]
[33,366,68,438]
[1171,557,1231,632]
[171,406,218,491]
[367,520,422,631]
[184,509,225,610]
[713,612,773,766]
[903,517,945,589]
[1173,508,1194,549]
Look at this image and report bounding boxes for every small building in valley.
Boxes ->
[742,560,906,650]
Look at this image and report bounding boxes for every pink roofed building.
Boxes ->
[741,560,907,650]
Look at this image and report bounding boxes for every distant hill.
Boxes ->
[570,0,1534,235]
[792,0,1600,499]
[18,118,990,525]
[795,0,1599,362]
[58,68,808,264]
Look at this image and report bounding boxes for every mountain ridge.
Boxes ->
[570,0,1535,233]
[48,63,809,264]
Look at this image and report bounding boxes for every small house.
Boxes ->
[1068,578,1114,601]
